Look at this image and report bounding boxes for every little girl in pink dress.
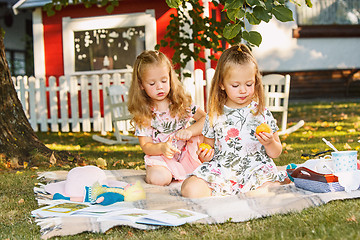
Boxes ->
[135,104,202,181]
[128,50,206,186]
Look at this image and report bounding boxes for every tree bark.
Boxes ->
[0,31,76,167]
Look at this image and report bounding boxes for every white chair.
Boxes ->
[262,74,304,135]
[92,84,139,145]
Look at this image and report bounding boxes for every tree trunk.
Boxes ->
[0,31,76,167]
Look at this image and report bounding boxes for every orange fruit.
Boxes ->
[256,123,271,134]
[199,143,212,153]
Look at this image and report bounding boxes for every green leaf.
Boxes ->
[183,72,192,78]
[245,12,261,25]
[223,22,242,39]
[305,0,313,8]
[246,0,265,8]
[224,0,243,10]
[105,5,114,13]
[160,40,168,47]
[166,0,182,8]
[227,8,245,22]
[54,4,62,11]
[253,6,272,23]
[43,3,55,16]
[112,0,119,7]
[272,5,294,22]
[264,0,273,11]
[242,30,262,46]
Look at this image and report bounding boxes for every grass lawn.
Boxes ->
[1,100,360,239]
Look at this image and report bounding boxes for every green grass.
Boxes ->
[1,100,360,239]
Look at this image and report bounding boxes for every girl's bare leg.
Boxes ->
[181,176,212,198]
[145,166,173,186]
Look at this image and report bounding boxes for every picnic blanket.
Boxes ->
[33,168,360,239]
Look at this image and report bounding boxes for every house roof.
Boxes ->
[12,0,52,14]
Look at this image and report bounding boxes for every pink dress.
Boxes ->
[135,104,202,180]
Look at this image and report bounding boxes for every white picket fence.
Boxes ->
[13,69,214,133]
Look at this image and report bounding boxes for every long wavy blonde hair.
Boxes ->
[208,43,264,123]
[127,50,193,128]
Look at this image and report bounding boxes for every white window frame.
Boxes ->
[62,10,156,76]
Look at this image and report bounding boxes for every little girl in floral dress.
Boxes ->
[181,44,289,198]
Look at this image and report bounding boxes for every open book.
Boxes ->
[135,209,208,226]
[32,202,208,226]
[99,208,207,226]
[31,202,91,218]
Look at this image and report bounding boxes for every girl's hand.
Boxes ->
[255,132,275,146]
[175,129,193,141]
[256,131,282,158]
[196,144,214,163]
[161,137,181,159]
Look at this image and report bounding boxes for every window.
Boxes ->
[62,11,156,75]
[5,50,26,76]
[293,0,360,38]
[74,26,145,72]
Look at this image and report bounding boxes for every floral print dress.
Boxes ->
[135,104,202,180]
[191,101,287,195]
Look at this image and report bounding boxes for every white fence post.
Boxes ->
[59,76,69,132]
[49,76,59,132]
[205,68,215,110]
[80,75,91,132]
[183,76,195,102]
[70,76,80,132]
[194,69,205,110]
[38,77,47,132]
[102,74,112,132]
[28,76,37,131]
[91,75,102,132]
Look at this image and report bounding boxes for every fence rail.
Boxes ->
[13,69,214,133]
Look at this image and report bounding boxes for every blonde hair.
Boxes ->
[208,43,264,122]
[128,50,193,128]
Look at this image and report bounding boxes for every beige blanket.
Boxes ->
[33,169,360,239]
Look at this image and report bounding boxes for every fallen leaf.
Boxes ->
[346,215,357,223]
[321,122,330,127]
[49,152,57,165]
[301,156,310,160]
[344,143,352,150]
[127,162,139,167]
[77,160,87,166]
[246,222,252,231]
[113,160,121,167]
[96,158,107,169]
[10,157,21,168]
[18,199,24,204]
